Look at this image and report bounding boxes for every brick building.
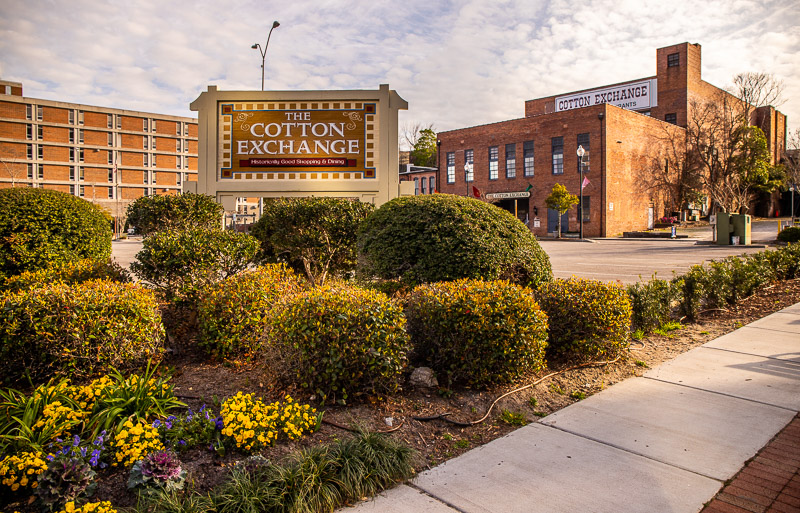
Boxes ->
[437,42,788,237]
[0,80,198,228]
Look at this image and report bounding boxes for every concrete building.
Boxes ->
[437,42,788,237]
[0,80,199,226]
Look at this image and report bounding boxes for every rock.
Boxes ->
[409,367,439,388]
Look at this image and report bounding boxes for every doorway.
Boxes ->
[547,208,569,234]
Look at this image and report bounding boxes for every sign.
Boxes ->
[221,103,376,178]
[555,79,656,112]
[485,191,531,200]
[533,217,541,228]
[609,202,614,211]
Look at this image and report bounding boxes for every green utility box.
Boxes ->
[716,213,732,245]
[730,213,751,245]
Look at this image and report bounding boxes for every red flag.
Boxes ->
[472,186,481,198]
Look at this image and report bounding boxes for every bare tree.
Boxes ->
[0,144,27,187]
[731,72,784,126]
[400,121,435,152]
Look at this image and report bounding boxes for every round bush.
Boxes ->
[536,278,632,360]
[0,188,112,280]
[2,258,131,292]
[271,285,409,404]
[0,280,165,384]
[197,264,306,360]
[125,193,223,236]
[251,197,374,285]
[131,227,259,302]
[406,279,548,387]
[777,226,800,243]
[358,194,552,286]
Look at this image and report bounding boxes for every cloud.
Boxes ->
[0,0,797,136]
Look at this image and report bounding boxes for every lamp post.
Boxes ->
[577,144,585,239]
[252,21,280,91]
[464,162,472,197]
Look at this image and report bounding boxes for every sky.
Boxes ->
[1,0,799,141]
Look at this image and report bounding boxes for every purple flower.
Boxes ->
[89,449,100,467]
[214,416,224,430]
[73,435,80,446]
[152,419,161,428]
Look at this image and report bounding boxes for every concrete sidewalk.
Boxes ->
[347,303,800,513]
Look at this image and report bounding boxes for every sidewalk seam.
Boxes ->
[642,377,799,413]
[699,345,800,362]
[406,482,468,513]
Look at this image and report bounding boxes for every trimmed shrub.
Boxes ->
[131,227,259,302]
[2,258,130,292]
[197,264,306,360]
[626,276,676,332]
[251,197,374,285]
[769,243,800,279]
[0,188,111,280]
[0,280,164,384]
[406,279,548,387]
[125,193,223,236]
[357,194,552,287]
[536,278,631,360]
[777,226,800,243]
[271,284,409,404]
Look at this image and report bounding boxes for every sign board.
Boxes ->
[485,191,531,200]
[533,217,541,228]
[555,79,657,112]
[188,84,407,209]
[609,202,614,211]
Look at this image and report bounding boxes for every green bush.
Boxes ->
[197,264,306,360]
[250,197,374,285]
[2,258,130,292]
[131,227,259,302]
[0,280,164,384]
[0,188,111,280]
[272,284,409,404]
[406,279,548,387]
[357,194,552,287]
[626,276,676,332]
[536,278,631,360]
[125,193,223,236]
[769,243,800,279]
[777,226,800,243]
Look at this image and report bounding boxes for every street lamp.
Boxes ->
[252,20,280,91]
[464,162,473,197]
[577,144,585,239]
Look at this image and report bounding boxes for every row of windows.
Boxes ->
[445,135,591,184]
[23,144,190,168]
[23,105,192,135]
[24,125,192,151]
[25,163,188,186]
[413,176,436,195]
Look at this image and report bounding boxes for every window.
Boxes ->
[429,176,435,194]
[420,177,426,194]
[184,160,189,169]
[577,133,590,173]
[184,140,188,152]
[153,172,157,184]
[505,143,516,179]
[27,163,33,179]
[177,172,182,185]
[108,132,113,146]
[68,110,74,125]
[152,138,157,150]
[107,151,113,164]
[69,129,75,144]
[36,106,43,121]
[667,53,679,67]
[551,137,564,174]
[37,145,43,160]
[446,152,455,183]
[108,186,114,199]
[176,157,181,169]
[143,119,148,131]
[79,167,84,181]
[26,104,32,120]
[108,169,114,183]
[79,185,85,197]
[26,124,32,140]
[151,120,157,132]
[143,154,148,166]
[107,114,113,128]
[523,141,534,177]
[116,116,121,129]
[37,125,43,140]
[465,149,474,182]
[176,139,181,152]
[488,146,499,180]
[79,129,84,144]
[37,165,43,180]
[176,123,181,136]
[665,113,677,125]
[78,111,84,125]
[70,184,75,195]
[152,155,156,167]
[143,137,147,150]
[69,147,74,162]
[578,196,591,222]
[414,178,419,195]
[79,148,84,162]
[70,167,76,181]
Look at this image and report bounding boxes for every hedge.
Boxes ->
[2,258,130,292]
[125,193,223,236]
